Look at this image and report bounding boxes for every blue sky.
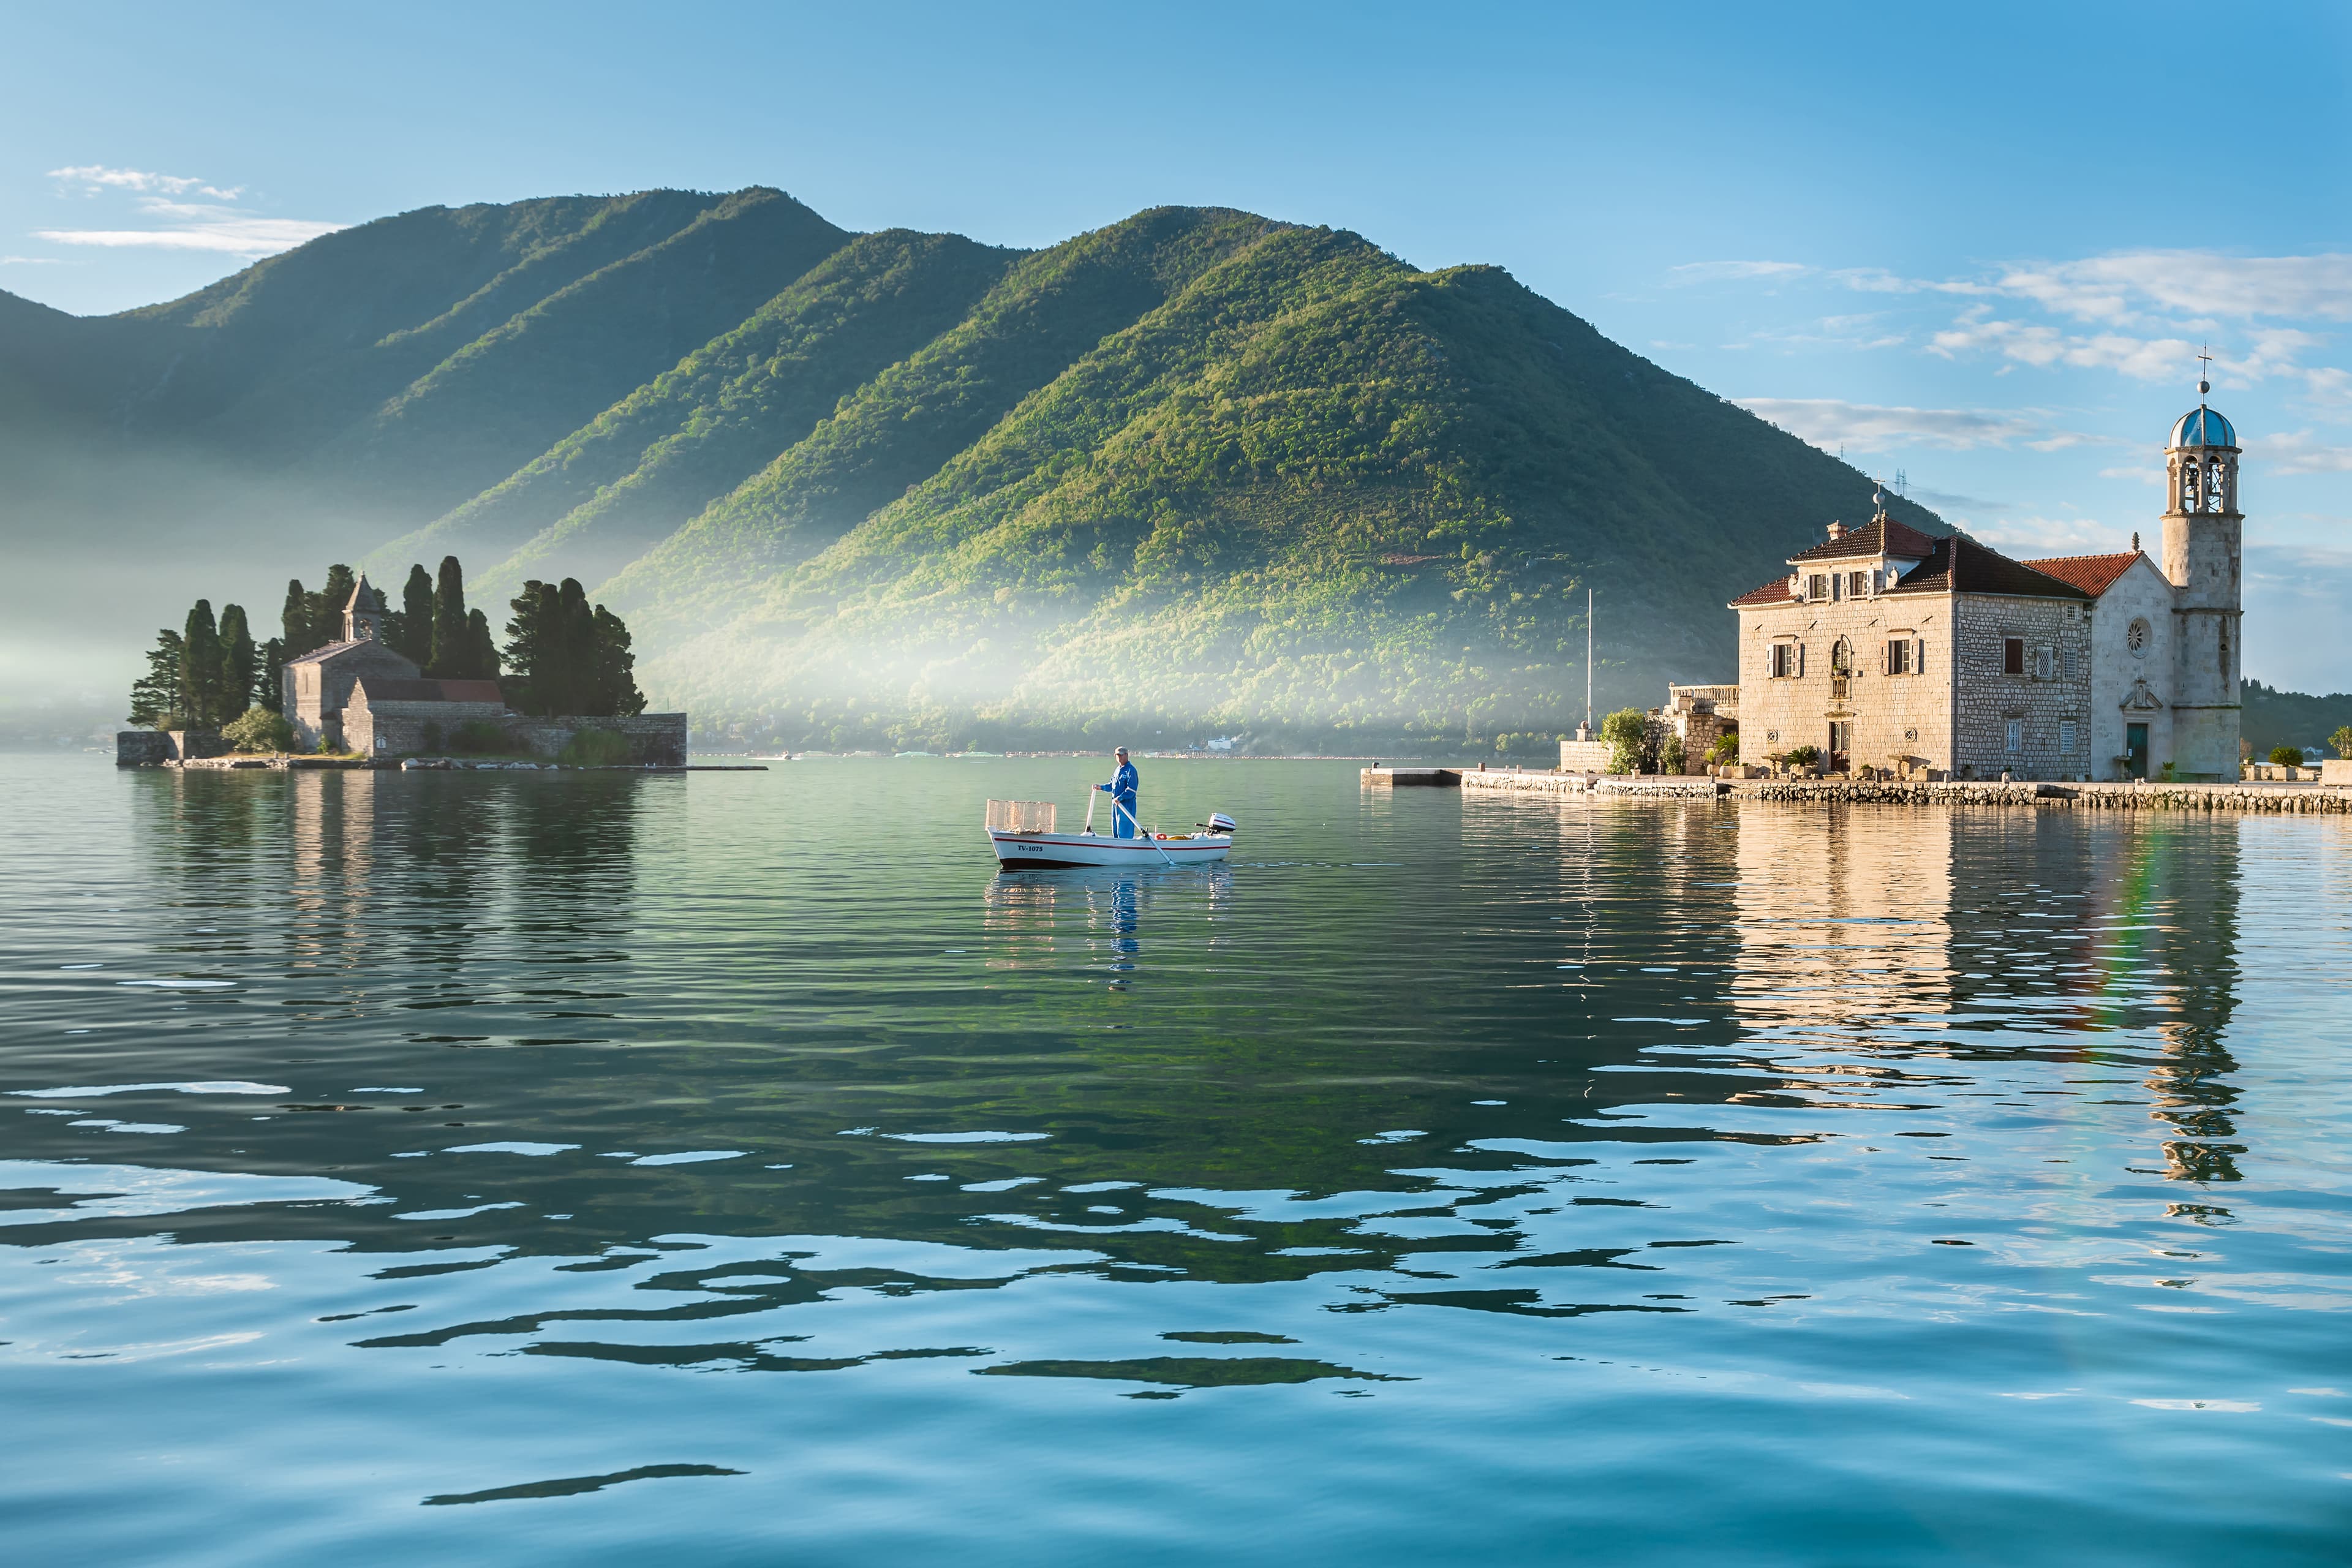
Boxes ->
[7,0,2350,687]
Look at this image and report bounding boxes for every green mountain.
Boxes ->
[2,187,1945,747]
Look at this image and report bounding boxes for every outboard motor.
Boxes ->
[1207,812,1237,836]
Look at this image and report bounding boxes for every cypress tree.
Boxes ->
[281,579,312,655]
[400,564,435,665]
[504,581,559,714]
[554,578,595,716]
[316,565,357,649]
[219,603,257,715]
[181,600,223,728]
[464,608,502,681]
[429,556,467,677]
[587,605,646,716]
[129,629,186,728]
[258,637,287,712]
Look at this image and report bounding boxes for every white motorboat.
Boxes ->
[985,799,1234,870]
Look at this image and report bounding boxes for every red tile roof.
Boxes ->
[1885,535,2093,600]
[1787,515,1941,565]
[2020,551,2143,597]
[1728,575,1795,608]
[353,677,507,705]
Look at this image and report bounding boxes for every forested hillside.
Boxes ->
[2,187,1947,748]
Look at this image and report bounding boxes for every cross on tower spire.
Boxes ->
[2196,344,2214,399]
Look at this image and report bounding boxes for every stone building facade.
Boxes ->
[1727,398,2245,782]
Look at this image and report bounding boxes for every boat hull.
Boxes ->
[987,827,1231,869]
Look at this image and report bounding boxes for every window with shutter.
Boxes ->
[2059,720,2078,753]
[1915,638,1925,676]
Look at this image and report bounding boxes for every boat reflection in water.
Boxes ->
[982,864,1232,989]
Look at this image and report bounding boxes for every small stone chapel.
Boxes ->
[282,576,505,753]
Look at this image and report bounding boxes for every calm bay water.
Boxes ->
[3,753,2349,1564]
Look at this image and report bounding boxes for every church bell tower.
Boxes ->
[2161,364,2243,781]
[344,574,387,644]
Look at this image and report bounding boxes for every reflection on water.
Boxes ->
[6,758,2351,1566]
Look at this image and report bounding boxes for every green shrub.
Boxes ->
[2333,725,2352,761]
[1783,744,1822,770]
[1708,733,1740,765]
[559,728,633,766]
[2269,745,2303,768]
[222,706,293,753]
[451,720,506,754]
[1600,708,1650,774]
[1659,734,1686,774]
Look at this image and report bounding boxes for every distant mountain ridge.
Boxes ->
[0,187,1947,747]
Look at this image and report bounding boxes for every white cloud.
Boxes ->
[1988,251,2352,324]
[1668,260,1811,285]
[29,165,342,261]
[2255,430,2352,474]
[49,165,243,200]
[0,255,66,265]
[1736,396,2054,453]
[35,214,345,256]
[1968,513,2122,555]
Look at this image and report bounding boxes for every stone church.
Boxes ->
[284,576,507,753]
[1730,394,2244,781]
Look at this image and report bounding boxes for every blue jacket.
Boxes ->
[1098,761,1138,809]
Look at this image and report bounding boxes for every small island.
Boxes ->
[116,556,685,769]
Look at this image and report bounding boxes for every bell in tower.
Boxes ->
[2161,360,2243,781]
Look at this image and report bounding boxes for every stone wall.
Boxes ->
[500,712,688,766]
[116,731,175,766]
[1558,739,1611,771]
[116,729,235,766]
[344,697,508,758]
[1949,596,2092,778]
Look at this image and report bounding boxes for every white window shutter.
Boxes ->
[1798,643,1806,677]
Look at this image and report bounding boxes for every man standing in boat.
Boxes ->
[1096,747,1140,839]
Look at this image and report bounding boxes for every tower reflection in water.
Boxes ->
[1727,802,2242,1192]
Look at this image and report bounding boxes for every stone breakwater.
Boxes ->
[1362,766,1724,799]
[1366,764,2352,815]
[1749,778,2352,813]
[1460,770,1723,800]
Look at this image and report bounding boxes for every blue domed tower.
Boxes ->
[2161,377,2242,780]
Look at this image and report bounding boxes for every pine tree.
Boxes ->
[399,564,435,665]
[181,600,224,728]
[315,565,357,650]
[281,579,312,655]
[464,608,502,681]
[258,637,287,712]
[219,603,257,715]
[129,629,186,728]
